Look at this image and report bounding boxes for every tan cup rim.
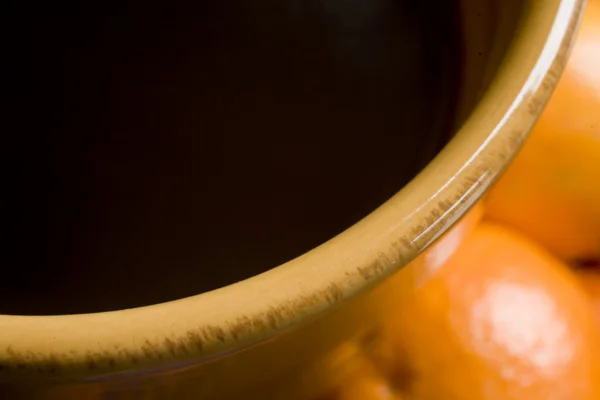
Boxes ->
[0,0,585,381]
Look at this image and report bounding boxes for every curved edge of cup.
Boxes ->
[0,0,586,383]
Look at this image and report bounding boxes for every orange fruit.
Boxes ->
[484,0,600,262]
[394,224,600,400]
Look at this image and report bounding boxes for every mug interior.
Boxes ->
[8,0,474,315]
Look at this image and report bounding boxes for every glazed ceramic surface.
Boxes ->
[0,0,584,398]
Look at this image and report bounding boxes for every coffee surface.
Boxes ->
[4,0,461,314]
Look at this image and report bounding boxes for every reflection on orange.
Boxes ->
[333,369,401,400]
[484,0,600,262]
[394,224,600,400]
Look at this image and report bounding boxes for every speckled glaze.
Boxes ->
[0,0,585,398]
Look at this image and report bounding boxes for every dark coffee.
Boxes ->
[3,0,461,315]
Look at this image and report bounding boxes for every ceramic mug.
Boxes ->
[1,0,584,398]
